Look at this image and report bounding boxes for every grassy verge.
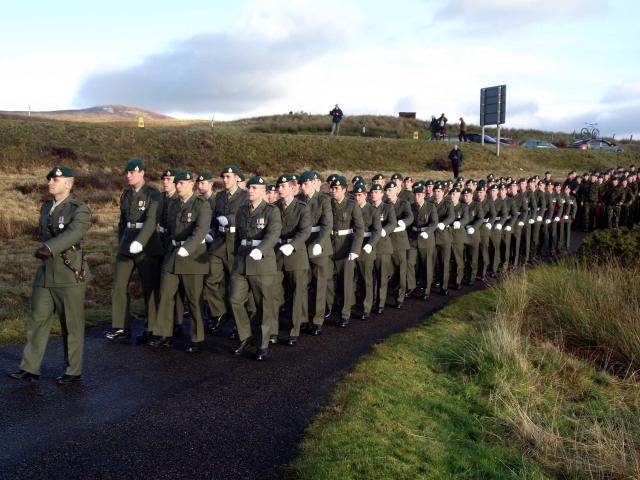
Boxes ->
[287,261,640,479]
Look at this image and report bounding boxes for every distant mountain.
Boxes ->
[0,104,174,122]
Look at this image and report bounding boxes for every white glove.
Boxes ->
[217,215,229,227]
[279,243,294,256]
[563,215,569,220]
[466,227,475,235]
[363,244,373,254]
[528,219,535,224]
[485,223,492,230]
[554,217,560,222]
[420,231,429,239]
[518,221,525,227]
[205,233,214,243]
[453,221,461,229]
[536,215,543,222]
[348,252,359,261]
[249,248,263,260]
[495,223,503,230]
[380,228,387,237]
[397,219,406,229]
[545,219,551,224]
[505,225,512,232]
[437,222,445,231]
[177,247,189,257]
[129,241,143,254]
[312,244,322,256]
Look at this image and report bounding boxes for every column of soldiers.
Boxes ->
[9,162,640,382]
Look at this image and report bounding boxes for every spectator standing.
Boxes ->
[329,104,344,136]
[448,144,464,178]
[458,117,468,142]
[437,113,448,140]
[429,115,438,140]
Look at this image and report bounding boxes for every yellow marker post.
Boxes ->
[138,117,145,128]
[413,131,419,140]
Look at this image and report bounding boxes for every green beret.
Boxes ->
[246,176,266,186]
[329,176,347,188]
[46,165,74,179]
[174,171,194,183]
[413,180,425,188]
[391,172,403,180]
[351,175,364,184]
[450,187,461,194]
[196,171,214,181]
[220,165,240,176]
[372,173,385,181]
[404,176,413,182]
[369,184,383,192]
[456,176,464,182]
[465,179,476,185]
[462,187,473,195]
[477,180,486,187]
[412,185,425,193]
[498,183,508,190]
[124,158,145,173]
[425,179,434,186]
[487,173,495,179]
[266,184,277,192]
[476,183,486,191]
[384,181,396,190]
[237,173,246,182]
[518,177,527,183]
[161,168,178,179]
[276,173,294,186]
[489,184,499,191]
[352,182,367,194]
[433,182,445,191]
[326,173,339,183]
[299,171,318,184]
[552,181,561,187]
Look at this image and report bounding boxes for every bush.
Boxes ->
[577,225,640,263]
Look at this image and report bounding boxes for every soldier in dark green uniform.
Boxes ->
[490,184,508,274]
[475,182,496,281]
[275,173,311,345]
[353,182,381,319]
[10,166,91,384]
[499,184,515,269]
[461,187,484,285]
[509,180,529,266]
[158,168,185,336]
[398,176,414,204]
[604,177,625,229]
[327,176,364,326]
[106,159,163,344]
[203,165,247,334]
[385,181,413,307]
[433,182,455,295]
[229,176,282,361]
[561,184,578,251]
[298,171,333,335]
[149,171,212,352]
[449,187,469,289]
[408,184,438,300]
[370,183,397,314]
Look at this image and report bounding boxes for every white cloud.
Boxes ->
[602,81,640,104]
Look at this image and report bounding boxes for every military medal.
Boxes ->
[139,200,146,211]
[187,212,192,222]
[58,216,65,229]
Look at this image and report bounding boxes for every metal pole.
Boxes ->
[481,125,485,146]
[497,124,501,157]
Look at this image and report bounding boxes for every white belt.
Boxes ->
[495,216,501,221]
[241,239,262,246]
[158,226,166,233]
[127,222,144,229]
[172,238,205,246]
[334,229,353,236]
[482,219,489,223]
[412,226,429,232]
[278,238,293,244]
[363,232,372,238]
[218,226,236,233]
[310,226,321,233]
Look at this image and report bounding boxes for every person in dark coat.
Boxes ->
[448,145,464,178]
[329,104,344,136]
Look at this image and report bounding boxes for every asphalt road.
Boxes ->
[0,233,584,479]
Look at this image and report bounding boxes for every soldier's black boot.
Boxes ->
[105,328,131,341]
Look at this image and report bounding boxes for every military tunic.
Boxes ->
[462,199,484,282]
[371,200,397,311]
[408,200,438,295]
[433,198,455,289]
[478,196,496,278]
[388,198,413,305]
[355,202,381,315]
[450,202,470,286]
[21,195,91,376]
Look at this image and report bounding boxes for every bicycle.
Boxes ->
[580,123,599,139]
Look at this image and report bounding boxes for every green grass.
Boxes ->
[287,261,640,479]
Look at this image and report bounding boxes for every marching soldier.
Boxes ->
[385,181,413,307]
[353,182,381,320]
[275,173,311,345]
[509,180,529,266]
[266,184,279,204]
[10,166,91,384]
[499,184,515,270]
[432,182,455,295]
[490,184,508,274]
[203,165,247,334]
[561,184,578,251]
[370,183,397,314]
[229,176,282,361]
[149,171,212,352]
[604,176,625,229]
[461,187,484,286]
[531,177,547,259]
[408,184,438,300]
[298,171,333,335]
[475,182,496,281]
[327,176,364,327]
[398,176,414,204]
[449,187,469,290]
[106,159,163,344]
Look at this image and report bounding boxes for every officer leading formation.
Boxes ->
[9,161,639,381]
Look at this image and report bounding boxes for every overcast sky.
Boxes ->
[1,0,638,135]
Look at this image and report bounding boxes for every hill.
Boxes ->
[0,104,175,123]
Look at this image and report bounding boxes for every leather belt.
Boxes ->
[411,226,429,232]
[241,239,262,246]
[127,222,144,229]
[218,226,236,233]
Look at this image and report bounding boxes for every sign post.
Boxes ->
[137,116,145,128]
[480,85,507,156]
